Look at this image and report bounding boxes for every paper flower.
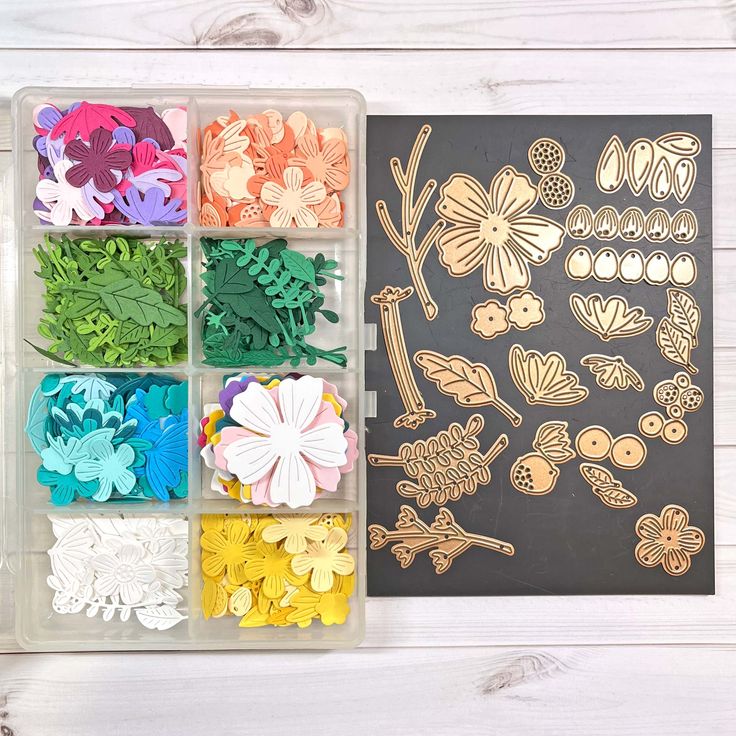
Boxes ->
[36,160,96,225]
[64,128,132,193]
[201,520,252,583]
[289,135,349,191]
[260,166,327,227]
[291,527,355,592]
[210,161,256,201]
[49,101,136,141]
[261,514,328,553]
[471,299,510,339]
[507,290,545,330]
[91,543,156,604]
[113,186,186,225]
[220,376,348,508]
[436,166,565,294]
[635,504,705,576]
[315,592,350,625]
[75,440,137,502]
[244,540,303,600]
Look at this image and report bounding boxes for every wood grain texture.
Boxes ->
[1,1,736,50]
[1,645,736,735]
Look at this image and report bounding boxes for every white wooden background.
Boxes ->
[1,3,736,734]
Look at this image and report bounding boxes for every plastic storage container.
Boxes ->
[1,86,367,650]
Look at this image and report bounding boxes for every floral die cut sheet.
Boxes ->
[366,115,713,596]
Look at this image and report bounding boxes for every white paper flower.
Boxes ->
[223,375,348,508]
[91,543,156,605]
[35,160,96,225]
[260,166,326,228]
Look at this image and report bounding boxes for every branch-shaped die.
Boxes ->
[371,285,435,430]
[369,505,515,574]
[375,124,445,320]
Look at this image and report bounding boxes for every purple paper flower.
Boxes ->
[113,126,136,147]
[33,104,63,133]
[112,187,186,226]
[219,377,257,415]
[65,128,132,193]
[121,107,175,150]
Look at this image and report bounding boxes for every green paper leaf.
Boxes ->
[63,289,101,319]
[214,260,255,295]
[23,339,78,367]
[100,279,186,328]
[280,250,316,284]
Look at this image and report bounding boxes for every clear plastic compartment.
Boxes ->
[3,86,367,651]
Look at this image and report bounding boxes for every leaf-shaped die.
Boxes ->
[569,293,653,342]
[532,421,575,463]
[565,205,594,239]
[644,208,670,243]
[134,604,186,630]
[414,350,522,425]
[670,209,698,244]
[579,462,618,489]
[619,207,645,241]
[626,138,655,195]
[655,132,701,157]
[508,344,589,406]
[596,135,626,193]
[592,484,638,509]
[649,157,673,200]
[657,318,698,375]
[667,288,701,346]
[580,354,644,391]
[593,206,618,240]
[673,159,697,203]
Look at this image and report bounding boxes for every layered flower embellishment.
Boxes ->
[436,166,565,294]
[199,109,349,228]
[200,513,355,627]
[200,373,358,508]
[33,100,187,226]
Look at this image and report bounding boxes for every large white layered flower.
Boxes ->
[223,375,348,509]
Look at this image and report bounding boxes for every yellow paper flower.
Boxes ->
[201,520,252,584]
[471,300,509,339]
[201,514,225,533]
[244,540,303,600]
[316,592,350,625]
[291,527,355,592]
[286,588,321,628]
[507,290,545,330]
[261,514,328,553]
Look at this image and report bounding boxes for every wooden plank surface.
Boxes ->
[1,645,735,735]
[1,1,735,50]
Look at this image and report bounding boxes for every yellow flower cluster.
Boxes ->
[200,513,355,627]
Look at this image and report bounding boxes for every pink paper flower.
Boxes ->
[65,128,132,193]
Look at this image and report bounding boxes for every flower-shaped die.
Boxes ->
[635,504,705,576]
[507,290,545,330]
[471,300,510,339]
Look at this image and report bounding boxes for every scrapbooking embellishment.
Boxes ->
[196,237,346,368]
[528,138,565,174]
[33,101,187,225]
[33,234,187,367]
[471,291,545,339]
[28,374,188,504]
[200,513,355,627]
[372,285,435,430]
[575,426,646,469]
[375,124,446,320]
[656,289,701,375]
[368,505,514,574]
[565,205,594,238]
[199,374,358,508]
[579,464,638,509]
[569,293,653,341]
[413,350,522,426]
[508,345,589,406]
[198,108,349,228]
[634,504,704,576]
[435,166,565,295]
[511,420,575,495]
[580,354,644,392]
[538,173,574,209]
[368,414,507,507]
[596,135,627,192]
[47,515,188,629]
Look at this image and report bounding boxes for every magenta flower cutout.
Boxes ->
[49,102,135,141]
[65,128,132,193]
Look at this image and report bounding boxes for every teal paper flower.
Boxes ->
[75,439,137,502]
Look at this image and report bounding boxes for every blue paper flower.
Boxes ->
[75,439,137,502]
